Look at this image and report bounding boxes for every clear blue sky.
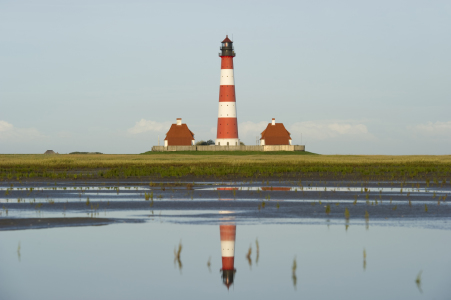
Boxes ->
[1,0,450,154]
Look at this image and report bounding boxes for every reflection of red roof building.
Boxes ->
[164,118,195,146]
[260,118,292,146]
[261,187,291,191]
[217,187,239,191]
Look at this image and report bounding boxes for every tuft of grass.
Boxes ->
[145,191,154,201]
[86,197,90,206]
[365,210,369,220]
[424,204,428,212]
[344,208,350,220]
[276,202,280,209]
[325,204,331,215]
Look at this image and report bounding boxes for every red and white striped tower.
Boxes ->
[220,224,236,289]
[216,35,239,146]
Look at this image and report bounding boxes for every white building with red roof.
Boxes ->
[260,118,292,146]
[164,118,195,146]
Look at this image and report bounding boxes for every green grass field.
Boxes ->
[0,154,450,181]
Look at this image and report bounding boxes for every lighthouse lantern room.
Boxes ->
[216,35,240,146]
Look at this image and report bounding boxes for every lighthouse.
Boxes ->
[216,35,240,146]
[220,223,236,289]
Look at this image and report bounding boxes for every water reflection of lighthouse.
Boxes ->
[220,223,236,289]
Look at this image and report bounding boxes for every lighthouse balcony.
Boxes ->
[219,51,236,57]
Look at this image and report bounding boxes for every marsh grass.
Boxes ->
[144,191,153,201]
[1,154,450,181]
[325,204,331,215]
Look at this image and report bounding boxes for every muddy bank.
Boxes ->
[0,217,144,231]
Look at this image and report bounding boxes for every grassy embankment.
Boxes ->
[0,154,450,182]
[140,151,318,156]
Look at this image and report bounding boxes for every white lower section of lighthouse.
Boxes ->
[215,138,240,146]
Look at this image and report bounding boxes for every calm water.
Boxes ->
[1,181,451,299]
[1,221,451,299]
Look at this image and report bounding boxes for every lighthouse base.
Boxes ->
[215,138,240,146]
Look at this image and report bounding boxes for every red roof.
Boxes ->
[260,123,292,145]
[164,124,194,146]
[222,35,232,43]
